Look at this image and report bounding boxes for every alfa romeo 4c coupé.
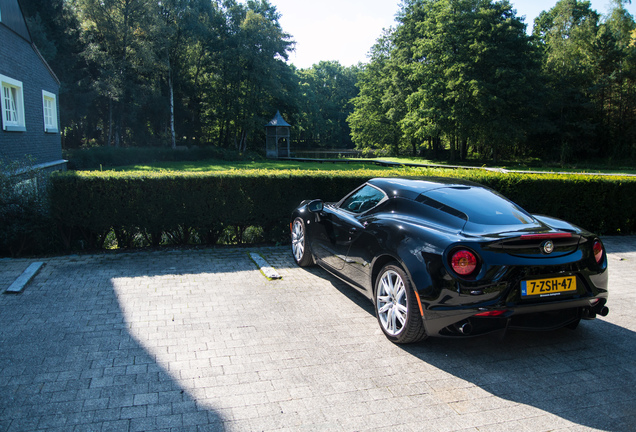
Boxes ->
[290,178,609,344]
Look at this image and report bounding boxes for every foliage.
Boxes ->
[0,161,55,257]
[72,0,166,148]
[48,169,366,250]
[205,0,296,151]
[349,0,636,164]
[48,169,636,254]
[18,0,636,166]
[292,61,360,149]
[21,0,298,151]
[351,0,545,161]
[533,0,604,162]
[348,29,405,157]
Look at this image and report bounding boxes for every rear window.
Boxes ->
[420,187,535,226]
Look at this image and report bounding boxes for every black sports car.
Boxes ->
[290,177,609,344]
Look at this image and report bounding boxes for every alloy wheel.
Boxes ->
[376,269,408,336]
[291,219,305,263]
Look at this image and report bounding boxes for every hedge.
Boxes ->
[48,168,636,251]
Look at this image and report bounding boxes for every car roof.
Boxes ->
[367,177,482,200]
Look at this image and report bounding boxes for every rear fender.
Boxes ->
[369,246,437,314]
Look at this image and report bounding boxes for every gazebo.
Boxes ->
[265,111,291,158]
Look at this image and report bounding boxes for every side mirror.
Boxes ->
[307,199,324,213]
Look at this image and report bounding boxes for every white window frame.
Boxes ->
[1,74,26,132]
[42,90,59,133]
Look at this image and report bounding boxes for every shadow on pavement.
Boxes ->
[0,253,227,431]
[323,265,636,432]
[401,321,636,432]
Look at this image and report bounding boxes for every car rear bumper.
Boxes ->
[422,295,609,337]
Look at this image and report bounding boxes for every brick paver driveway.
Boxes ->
[1,237,635,431]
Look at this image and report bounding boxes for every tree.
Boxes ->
[348,29,406,156]
[350,0,544,161]
[295,61,359,149]
[73,0,164,147]
[201,0,295,151]
[156,0,222,148]
[593,0,636,160]
[533,0,600,162]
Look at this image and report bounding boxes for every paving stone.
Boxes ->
[0,240,634,431]
[101,419,129,432]
[120,405,147,419]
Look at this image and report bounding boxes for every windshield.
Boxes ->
[421,187,535,226]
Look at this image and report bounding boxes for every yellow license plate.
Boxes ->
[521,276,576,297]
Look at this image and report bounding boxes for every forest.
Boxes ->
[20,0,636,164]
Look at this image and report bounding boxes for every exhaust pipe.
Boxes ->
[458,322,472,335]
[582,305,609,320]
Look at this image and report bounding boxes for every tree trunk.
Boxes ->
[432,136,440,159]
[237,130,248,152]
[107,98,113,147]
[169,67,176,149]
[460,138,468,161]
[115,124,120,148]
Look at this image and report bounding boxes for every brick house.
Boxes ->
[0,0,66,173]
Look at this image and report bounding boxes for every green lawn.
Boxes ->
[111,156,636,175]
[114,158,398,172]
[377,157,636,175]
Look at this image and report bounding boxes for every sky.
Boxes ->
[262,0,636,69]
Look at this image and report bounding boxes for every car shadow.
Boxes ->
[0,253,227,431]
[321,267,636,432]
[602,236,636,254]
[401,322,636,431]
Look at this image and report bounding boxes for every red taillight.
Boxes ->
[593,240,604,264]
[451,249,478,276]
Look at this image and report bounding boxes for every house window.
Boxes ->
[42,90,59,133]
[1,74,26,132]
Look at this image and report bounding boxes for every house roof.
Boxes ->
[266,111,291,127]
[0,0,60,86]
[0,0,32,42]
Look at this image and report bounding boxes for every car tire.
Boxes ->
[375,263,427,344]
[291,217,314,267]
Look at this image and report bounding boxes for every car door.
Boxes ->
[311,206,362,270]
[312,184,387,274]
